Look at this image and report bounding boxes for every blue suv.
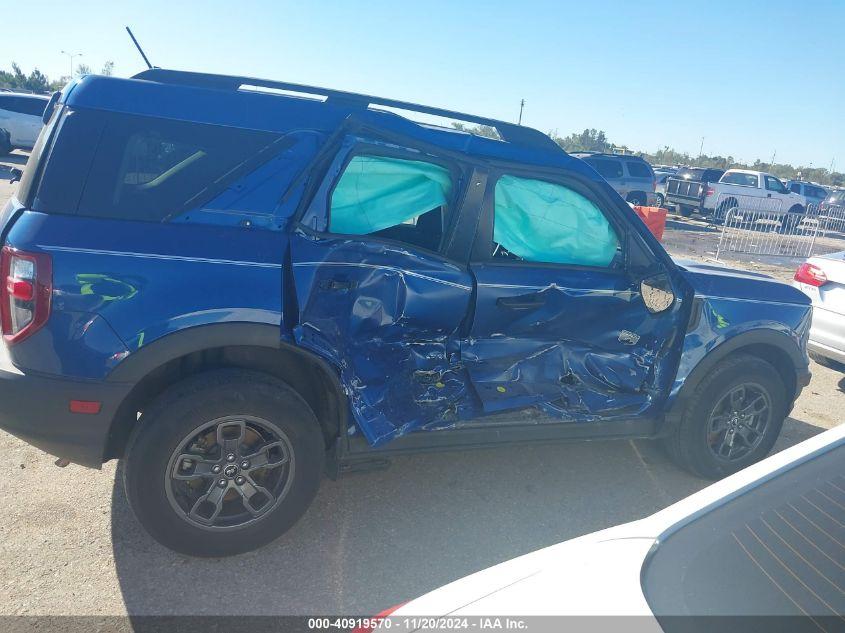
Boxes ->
[0,70,812,556]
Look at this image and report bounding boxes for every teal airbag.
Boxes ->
[494,175,619,267]
[330,156,452,235]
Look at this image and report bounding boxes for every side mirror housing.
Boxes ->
[641,274,675,314]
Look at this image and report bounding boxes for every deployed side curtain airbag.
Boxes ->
[330,155,452,235]
[493,175,619,267]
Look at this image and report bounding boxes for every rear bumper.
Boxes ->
[0,363,130,468]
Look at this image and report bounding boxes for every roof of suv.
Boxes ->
[0,91,50,101]
[571,152,650,162]
[60,69,594,177]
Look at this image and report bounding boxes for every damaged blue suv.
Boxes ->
[0,70,812,556]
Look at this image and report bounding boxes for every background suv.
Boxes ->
[572,152,656,206]
[0,92,49,154]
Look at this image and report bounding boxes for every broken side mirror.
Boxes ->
[640,273,675,314]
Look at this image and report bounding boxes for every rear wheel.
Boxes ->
[627,192,648,207]
[809,351,845,373]
[655,193,665,208]
[123,369,324,557]
[678,205,694,218]
[0,132,11,156]
[662,355,788,479]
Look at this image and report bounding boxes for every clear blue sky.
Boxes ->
[6,0,843,168]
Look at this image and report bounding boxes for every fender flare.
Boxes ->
[102,323,349,459]
[662,328,808,431]
[106,322,286,383]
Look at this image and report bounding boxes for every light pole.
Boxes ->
[518,99,525,125]
[60,51,82,78]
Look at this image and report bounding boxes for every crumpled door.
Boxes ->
[290,232,474,445]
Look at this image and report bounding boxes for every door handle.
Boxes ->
[321,278,357,291]
[496,295,546,310]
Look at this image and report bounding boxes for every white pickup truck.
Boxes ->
[702,169,806,219]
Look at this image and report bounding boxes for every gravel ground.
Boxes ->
[0,152,841,616]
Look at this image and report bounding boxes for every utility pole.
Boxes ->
[698,136,705,160]
[60,51,82,78]
[770,150,777,171]
[518,99,525,125]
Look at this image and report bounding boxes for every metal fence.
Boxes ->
[714,194,845,260]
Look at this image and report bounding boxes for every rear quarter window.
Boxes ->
[586,159,623,179]
[625,161,653,178]
[76,112,283,222]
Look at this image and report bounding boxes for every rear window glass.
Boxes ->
[805,185,826,199]
[0,96,47,116]
[625,161,652,178]
[586,159,623,179]
[77,113,282,222]
[642,443,845,625]
[721,172,759,187]
[675,168,706,181]
[16,97,48,117]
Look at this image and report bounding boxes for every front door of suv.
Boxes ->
[290,136,482,446]
[463,169,688,426]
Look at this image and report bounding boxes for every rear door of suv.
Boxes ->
[290,133,483,446]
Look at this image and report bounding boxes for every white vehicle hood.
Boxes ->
[394,522,658,618]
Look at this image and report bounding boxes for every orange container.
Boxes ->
[633,206,667,242]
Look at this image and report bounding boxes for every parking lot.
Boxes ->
[0,149,842,617]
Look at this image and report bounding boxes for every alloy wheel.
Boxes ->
[706,383,771,462]
[165,415,294,530]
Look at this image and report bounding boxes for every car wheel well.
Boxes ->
[104,344,346,461]
[734,343,797,397]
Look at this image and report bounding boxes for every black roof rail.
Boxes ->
[132,68,562,154]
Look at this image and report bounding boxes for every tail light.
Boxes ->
[705,186,715,197]
[794,262,828,287]
[0,246,52,344]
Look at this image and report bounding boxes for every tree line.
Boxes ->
[454,124,843,188]
[0,61,113,94]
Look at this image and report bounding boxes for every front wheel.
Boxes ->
[123,369,325,557]
[662,354,787,479]
[655,193,665,208]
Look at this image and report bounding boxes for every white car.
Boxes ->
[793,251,845,368]
[703,169,806,219]
[0,92,49,154]
[387,423,845,625]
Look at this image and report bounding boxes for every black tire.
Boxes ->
[123,369,325,557]
[715,198,738,224]
[655,193,665,208]
[679,205,694,218]
[627,192,648,207]
[809,351,845,373]
[0,131,11,156]
[662,354,788,479]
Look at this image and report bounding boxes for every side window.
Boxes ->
[765,176,786,193]
[626,161,652,178]
[492,175,620,268]
[790,183,801,194]
[587,159,623,180]
[77,113,282,222]
[328,155,453,252]
[18,98,47,117]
